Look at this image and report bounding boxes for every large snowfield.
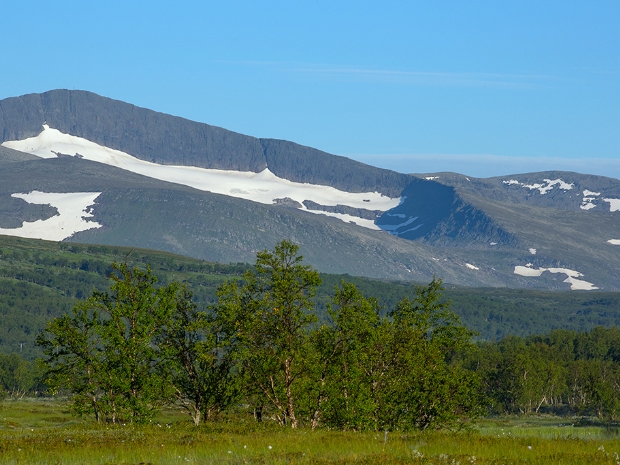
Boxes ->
[0,191,102,241]
[514,264,598,290]
[2,125,400,230]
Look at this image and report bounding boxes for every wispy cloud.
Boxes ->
[347,153,620,180]
[287,66,552,88]
[225,60,555,89]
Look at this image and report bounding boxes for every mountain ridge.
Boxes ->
[0,90,618,291]
[0,89,411,197]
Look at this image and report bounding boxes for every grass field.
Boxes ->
[2,399,620,464]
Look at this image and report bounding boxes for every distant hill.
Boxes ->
[1,235,620,360]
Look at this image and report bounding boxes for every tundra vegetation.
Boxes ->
[3,240,620,462]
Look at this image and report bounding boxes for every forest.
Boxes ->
[2,234,620,360]
[1,240,619,433]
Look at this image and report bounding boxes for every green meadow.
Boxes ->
[2,399,620,464]
[4,239,620,463]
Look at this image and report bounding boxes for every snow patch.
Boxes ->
[529,248,537,255]
[552,179,574,190]
[465,263,479,270]
[580,199,597,210]
[2,125,400,231]
[424,176,439,180]
[379,216,419,231]
[315,212,379,230]
[377,213,421,235]
[393,224,424,235]
[0,191,102,241]
[503,178,574,195]
[603,198,620,212]
[514,266,541,277]
[514,265,598,290]
[580,190,602,210]
[377,215,424,235]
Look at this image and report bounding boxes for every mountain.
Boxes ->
[0,89,410,196]
[0,89,619,290]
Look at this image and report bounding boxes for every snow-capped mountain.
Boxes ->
[0,90,619,291]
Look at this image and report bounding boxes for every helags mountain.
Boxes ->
[0,89,619,290]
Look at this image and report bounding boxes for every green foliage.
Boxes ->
[37,262,182,423]
[22,236,620,429]
[157,287,239,425]
[217,240,322,428]
[471,327,620,419]
[216,248,483,431]
[312,281,382,431]
[0,237,242,360]
[316,279,482,431]
[3,235,620,361]
[0,353,41,398]
[383,279,483,430]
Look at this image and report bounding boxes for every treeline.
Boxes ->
[471,327,620,418]
[12,325,620,423]
[0,353,43,400]
[0,236,245,358]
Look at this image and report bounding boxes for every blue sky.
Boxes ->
[2,1,619,179]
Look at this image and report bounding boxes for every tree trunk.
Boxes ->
[284,358,298,429]
[254,406,263,422]
[192,409,201,426]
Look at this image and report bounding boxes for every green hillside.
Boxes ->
[1,235,619,359]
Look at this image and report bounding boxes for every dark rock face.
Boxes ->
[0,195,58,229]
[0,146,40,163]
[302,200,384,220]
[260,139,411,197]
[378,178,517,246]
[273,197,303,209]
[0,90,267,172]
[0,90,411,197]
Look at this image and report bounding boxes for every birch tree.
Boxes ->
[216,240,321,428]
